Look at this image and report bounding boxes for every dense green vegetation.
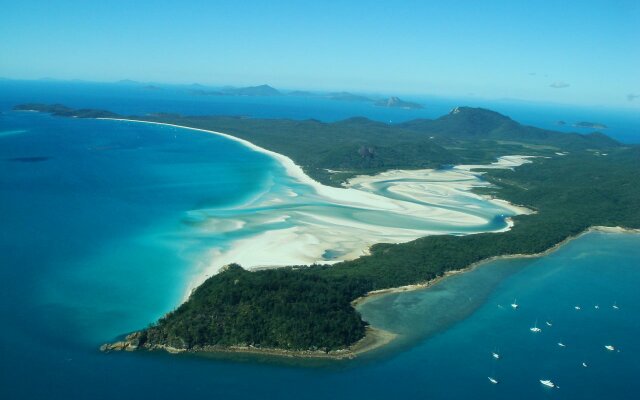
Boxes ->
[16,103,638,353]
[142,264,367,351]
[136,107,618,186]
[141,149,639,352]
[16,103,619,186]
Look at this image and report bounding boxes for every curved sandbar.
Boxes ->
[98,118,533,301]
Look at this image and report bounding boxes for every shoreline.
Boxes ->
[93,118,639,361]
[103,326,397,360]
[86,119,639,362]
[353,225,640,308]
[102,226,639,360]
[98,118,534,302]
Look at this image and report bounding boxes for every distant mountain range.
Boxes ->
[1,78,425,109]
[185,83,422,108]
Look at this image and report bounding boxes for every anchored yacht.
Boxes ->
[540,380,556,388]
[530,320,542,333]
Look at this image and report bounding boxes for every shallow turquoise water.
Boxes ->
[358,232,640,398]
[1,85,639,399]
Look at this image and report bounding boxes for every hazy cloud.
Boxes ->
[627,93,640,102]
[550,81,570,89]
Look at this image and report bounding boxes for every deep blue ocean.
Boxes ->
[1,81,639,399]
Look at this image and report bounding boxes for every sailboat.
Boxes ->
[492,352,501,360]
[613,302,619,310]
[530,320,542,333]
[545,321,553,327]
[488,377,499,384]
[510,299,519,309]
[582,362,588,368]
[574,305,581,310]
[605,345,615,351]
[557,342,566,347]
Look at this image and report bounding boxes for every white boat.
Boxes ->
[545,321,553,327]
[594,305,600,309]
[575,306,581,310]
[530,320,542,333]
[540,379,555,388]
[511,299,519,309]
[582,362,588,368]
[492,352,500,360]
[613,302,619,310]
[488,377,499,384]
[605,345,615,351]
[558,342,566,347]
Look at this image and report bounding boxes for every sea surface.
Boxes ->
[1,81,639,399]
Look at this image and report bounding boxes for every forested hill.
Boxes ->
[14,103,621,186]
[399,107,618,149]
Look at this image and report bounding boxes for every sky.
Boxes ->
[1,0,639,107]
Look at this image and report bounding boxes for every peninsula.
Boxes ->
[15,103,639,357]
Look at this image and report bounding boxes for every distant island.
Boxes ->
[557,120,607,129]
[187,84,282,97]
[16,103,639,358]
[327,92,373,102]
[574,121,608,129]
[374,96,423,109]
[14,103,118,118]
[224,84,282,96]
[105,80,424,110]
[182,83,423,110]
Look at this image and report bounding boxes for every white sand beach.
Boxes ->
[99,118,534,301]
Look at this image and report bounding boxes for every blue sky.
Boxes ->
[1,0,638,107]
